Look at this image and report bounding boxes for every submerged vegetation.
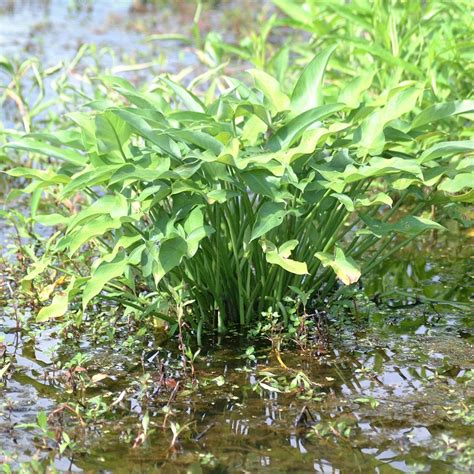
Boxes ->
[0,0,473,472]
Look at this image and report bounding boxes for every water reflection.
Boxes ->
[0,0,198,109]
[1,209,473,468]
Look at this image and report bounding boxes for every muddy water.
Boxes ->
[0,0,196,67]
[0,0,201,133]
[1,234,473,472]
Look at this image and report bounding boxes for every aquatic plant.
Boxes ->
[3,49,473,338]
[272,0,474,100]
[191,0,473,105]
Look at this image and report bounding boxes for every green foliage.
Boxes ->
[272,0,474,101]
[2,51,473,335]
[192,1,473,106]
[0,44,166,190]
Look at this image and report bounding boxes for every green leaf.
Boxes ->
[449,189,474,203]
[250,202,288,241]
[359,215,445,238]
[249,69,290,114]
[326,3,372,30]
[319,157,423,187]
[169,130,223,155]
[355,192,393,208]
[273,0,314,27]
[411,100,474,129]
[23,258,52,282]
[67,215,122,255]
[60,165,122,198]
[109,160,170,185]
[356,86,422,156]
[392,216,445,235]
[241,169,283,200]
[334,36,422,75]
[154,236,188,284]
[34,214,72,226]
[0,55,14,75]
[315,247,361,285]
[68,194,129,232]
[37,411,48,430]
[161,77,205,112]
[291,46,336,115]
[267,103,344,151]
[112,108,180,158]
[3,139,86,165]
[138,183,171,202]
[241,114,268,145]
[206,189,240,204]
[184,208,214,257]
[331,193,354,212]
[101,75,166,110]
[439,173,474,193]
[337,71,375,109]
[82,253,128,309]
[95,111,132,156]
[6,167,54,180]
[418,141,474,164]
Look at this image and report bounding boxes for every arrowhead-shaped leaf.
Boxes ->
[261,240,308,275]
[250,202,288,242]
[291,46,336,115]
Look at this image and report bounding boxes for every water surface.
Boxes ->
[1,234,472,472]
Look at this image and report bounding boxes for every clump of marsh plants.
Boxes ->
[3,48,473,340]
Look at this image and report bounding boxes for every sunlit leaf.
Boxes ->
[290,46,336,115]
[412,100,474,129]
[261,240,308,275]
[249,69,290,114]
[315,247,361,285]
[4,139,86,165]
[37,277,75,322]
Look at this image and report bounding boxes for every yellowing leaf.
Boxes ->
[261,239,308,275]
[315,248,361,285]
[91,373,110,383]
[36,277,76,322]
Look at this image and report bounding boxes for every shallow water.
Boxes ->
[0,0,195,67]
[0,0,202,133]
[1,233,473,472]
